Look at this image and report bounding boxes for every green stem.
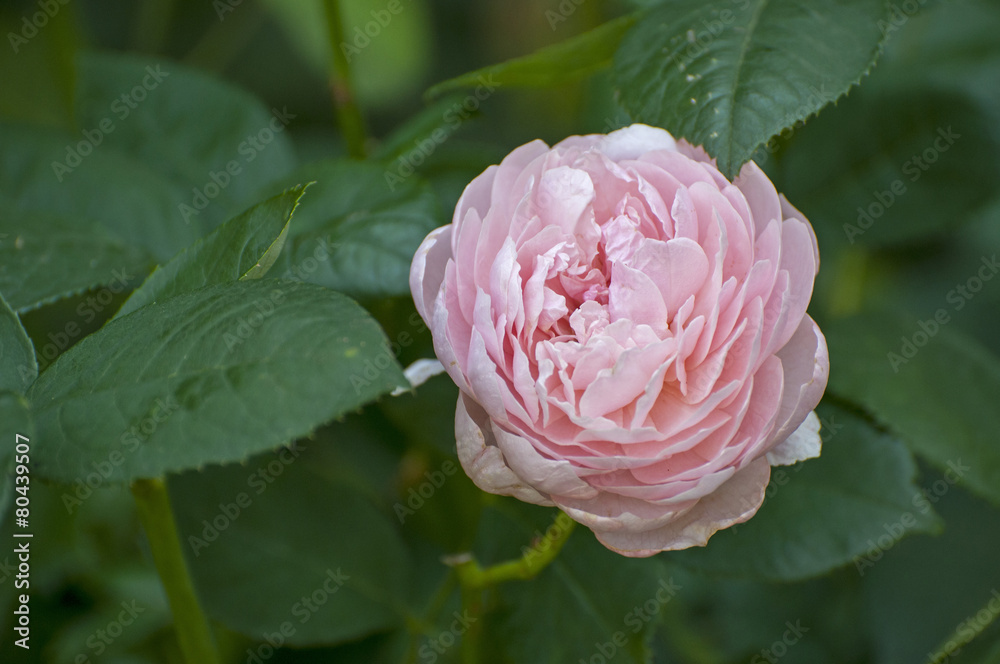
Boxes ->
[322,0,369,158]
[928,590,1000,664]
[448,511,576,663]
[403,571,458,664]
[452,512,576,589]
[459,581,484,664]
[132,478,220,664]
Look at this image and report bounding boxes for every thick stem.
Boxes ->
[448,512,576,663]
[459,582,484,664]
[322,0,368,158]
[453,513,576,588]
[132,478,220,664]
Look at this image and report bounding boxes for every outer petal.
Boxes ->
[766,411,822,466]
[455,394,551,505]
[491,422,598,500]
[768,315,829,447]
[592,459,772,557]
[597,123,678,161]
[409,225,453,325]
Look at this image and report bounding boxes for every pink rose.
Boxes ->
[410,124,829,557]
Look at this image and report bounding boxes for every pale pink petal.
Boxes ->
[766,411,822,466]
[409,225,452,324]
[592,458,771,557]
[767,315,830,447]
[455,395,550,505]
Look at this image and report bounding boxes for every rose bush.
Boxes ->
[410,124,828,556]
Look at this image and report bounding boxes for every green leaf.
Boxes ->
[0,122,198,262]
[670,402,942,581]
[774,88,1000,248]
[476,502,672,664]
[0,210,151,313]
[372,94,478,163]
[117,186,308,318]
[860,473,1000,663]
[426,15,637,99]
[0,290,37,392]
[262,160,441,298]
[170,443,411,646]
[74,52,298,235]
[614,0,890,177]
[28,279,406,483]
[825,310,1000,506]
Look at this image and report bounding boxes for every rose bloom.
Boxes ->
[410,124,828,557]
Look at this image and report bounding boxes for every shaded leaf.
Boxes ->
[0,122,197,262]
[170,443,412,646]
[774,88,1000,248]
[476,502,672,664]
[825,310,1000,506]
[75,52,298,235]
[0,209,150,314]
[427,15,637,99]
